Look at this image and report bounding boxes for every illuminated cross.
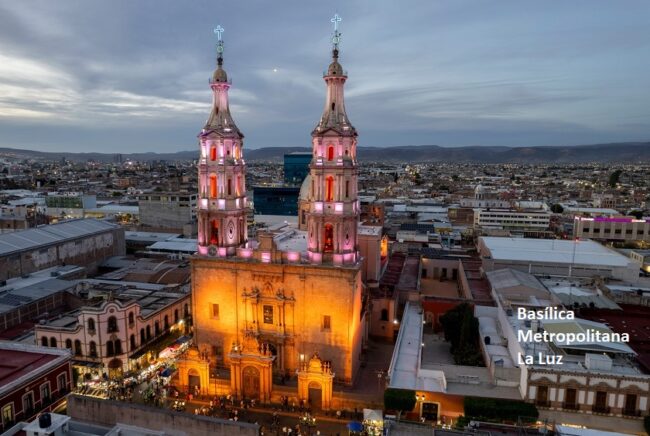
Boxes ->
[214,25,224,41]
[330,14,341,31]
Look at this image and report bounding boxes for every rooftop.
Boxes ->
[0,341,71,397]
[480,237,634,268]
[0,218,119,257]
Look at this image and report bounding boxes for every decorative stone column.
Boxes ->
[297,353,335,410]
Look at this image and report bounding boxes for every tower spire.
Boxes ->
[197,25,248,257]
[305,16,360,266]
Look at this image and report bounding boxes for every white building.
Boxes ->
[478,237,640,282]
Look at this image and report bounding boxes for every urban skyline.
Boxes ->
[1,1,649,153]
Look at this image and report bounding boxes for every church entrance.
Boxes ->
[308,382,322,410]
[188,368,201,391]
[242,366,260,400]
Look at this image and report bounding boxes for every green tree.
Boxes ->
[384,388,416,417]
[608,169,622,187]
[629,210,643,219]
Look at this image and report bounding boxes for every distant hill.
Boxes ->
[1,142,649,163]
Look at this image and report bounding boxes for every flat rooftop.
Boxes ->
[0,218,119,256]
[0,341,70,397]
[481,237,634,267]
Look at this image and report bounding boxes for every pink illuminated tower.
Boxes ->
[306,15,360,265]
[197,26,248,257]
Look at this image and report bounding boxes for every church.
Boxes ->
[181,19,382,408]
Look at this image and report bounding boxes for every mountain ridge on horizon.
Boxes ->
[1,142,649,163]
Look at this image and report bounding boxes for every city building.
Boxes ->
[252,186,300,216]
[186,27,378,409]
[473,208,551,233]
[137,192,197,237]
[284,152,312,185]
[478,237,640,282]
[573,216,650,243]
[45,193,97,220]
[0,341,72,433]
[34,279,190,377]
[0,218,125,282]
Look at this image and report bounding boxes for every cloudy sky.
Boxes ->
[0,1,649,153]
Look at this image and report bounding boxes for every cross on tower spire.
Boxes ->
[330,14,342,49]
[214,25,225,63]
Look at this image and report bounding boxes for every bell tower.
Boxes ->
[306,15,360,265]
[197,26,248,257]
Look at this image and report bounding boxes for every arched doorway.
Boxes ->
[324,224,334,252]
[242,366,260,400]
[308,381,322,410]
[188,368,201,391]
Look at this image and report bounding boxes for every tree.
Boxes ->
[550,204,564,214]
[464,397,538,423]
[608,169,622,187]
[629,210,643,219]
[384,388,416,418]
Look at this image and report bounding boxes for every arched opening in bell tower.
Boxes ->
[210,220,219,245]
[327,145,334,161]
[210,145,217,161]
[210,175,217,198]
[325,176,334,202]
[324,223,334,252]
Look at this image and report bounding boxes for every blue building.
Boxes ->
[283,152,312,186]
[253,186,300,216]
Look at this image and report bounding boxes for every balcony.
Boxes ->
[592,405,611,414]
[562,402,579,411]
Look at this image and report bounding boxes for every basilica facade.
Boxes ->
[185,23,379,407]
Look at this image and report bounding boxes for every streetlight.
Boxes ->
[415,394,425,421]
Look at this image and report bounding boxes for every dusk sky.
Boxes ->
[0,1,649,153]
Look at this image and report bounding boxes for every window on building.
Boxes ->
[140,328,145,344]
[345,180,349,198]
[89,341,97,358]
[107,341,114,357]
[327,146,334,161]
[57,373,67,392]
[41,336,48,347]
[40,383,51,403]
[326,176,334,202]
[1,404,14,428]
[154,321,160,336]
[210,174,217,198]
[130,334,136,351]
[595,391,608,411]
[263,305,274,324]
[536,386,548,406]
[65,339,72,349]
[114,340,122,355]
[624,393,637,414]
[49,337,57,348]
[324,223,334,252]
[174,309,179,323]
[164,315,169,329]
[212,304,220,319]
[107,316,118,333]
[22,392,34,416]
[210,145,217,161]
[184,304,189,317]
[380,309,389,322]
[146,325,151,340]
[88,318,96,333]
[565,388,577,408]
[128,312,135,326]
[74,340,82,356]
[323,315,331,330]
